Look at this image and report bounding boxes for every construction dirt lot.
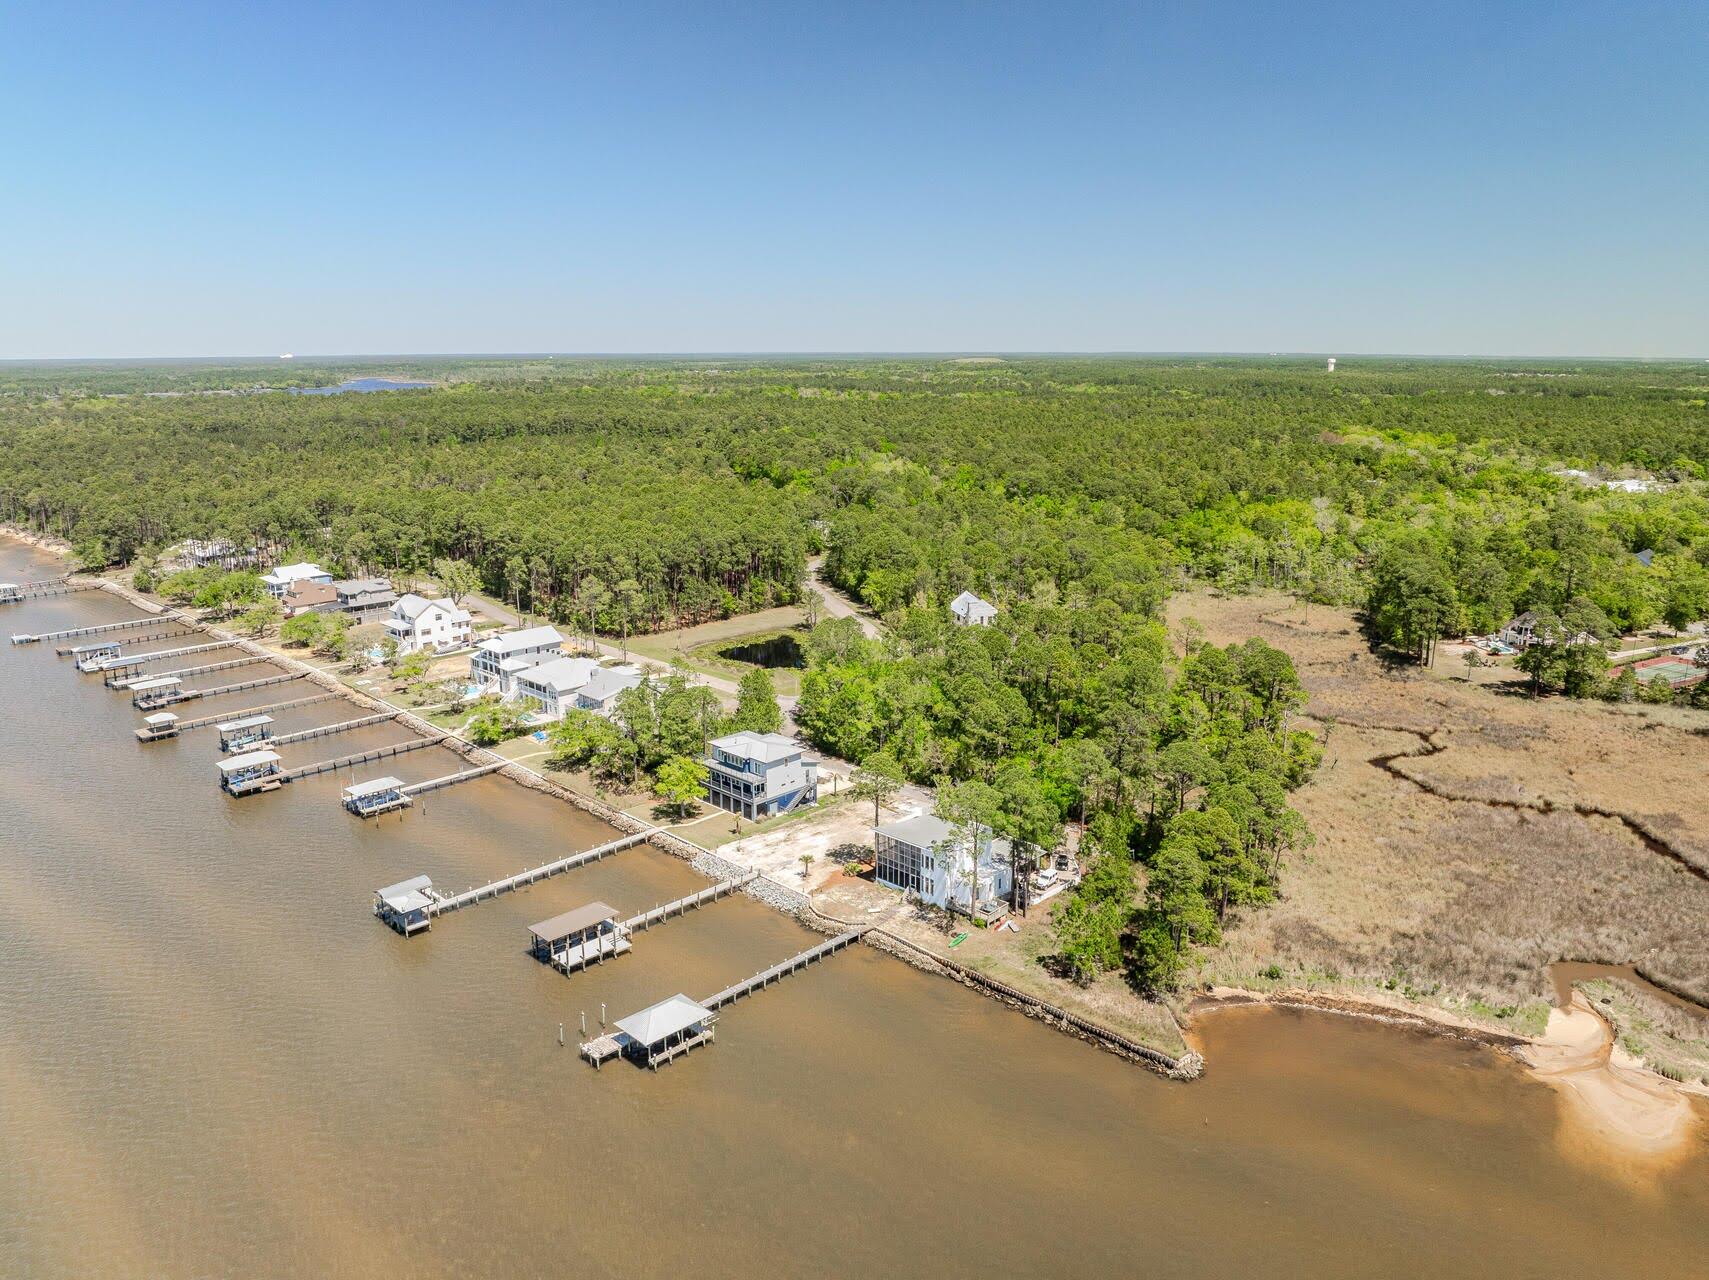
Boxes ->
[1166,590,1709,1071]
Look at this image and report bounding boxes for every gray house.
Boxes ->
[874,813,1012,913]
[705,731,819,820]
[334,578,398,623]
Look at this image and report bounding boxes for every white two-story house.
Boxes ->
[261,562,333,599]
[470,625,565,694]
[705,731,819,821]
[385,593,473,655]
[949,590,998,627]
[873,813,1012,913]
[512,655,601,719]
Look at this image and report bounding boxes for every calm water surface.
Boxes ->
[288,378,434,395]
[2,540,1706,1279]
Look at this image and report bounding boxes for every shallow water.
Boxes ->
[3,539,1707,1279]
[288,377,434,395]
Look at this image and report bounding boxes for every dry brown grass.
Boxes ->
[1169,591,1709,1038]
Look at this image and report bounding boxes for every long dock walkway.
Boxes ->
[624,870,758,933]
[282,734,446,783]
[579,927,865,1069]
[702,929,866,1010]
[426,831,649,918]
[60,628,193,657]
[3,578,93,602]
[269,713,396,747]
[108,654,266,689]
[14,612,183,645]
[398,760,507,797]
[144,670,299,707]
[171,692,342,732]
[95,639,232,673]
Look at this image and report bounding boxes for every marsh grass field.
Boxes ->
[1167,590,1709,1077]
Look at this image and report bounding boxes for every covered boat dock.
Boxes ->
[217,714,275,753]
[374,875,438,936]
[583,994,718,1070]
[528,902,629,971]
[342,776,411,817]
[219,749,284,796]
[135,711,181,742]
[129,676,185,708]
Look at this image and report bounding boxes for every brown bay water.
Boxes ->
[3,542,1708,1279]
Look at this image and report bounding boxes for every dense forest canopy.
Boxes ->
[5,354,1707,985]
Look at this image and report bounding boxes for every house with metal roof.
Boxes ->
[511,655,602,719]
[385,593,473,655]
[873,813,1012,914]
[572,665,643,715]
[333,578,398,623]
[261,562,332,599]
[374,875,437,935]
[470,625,565,693]
[705,730,819,820]
[949,590,998,627]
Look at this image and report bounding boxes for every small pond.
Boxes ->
[719,632,805,668]
[290,378,435,395]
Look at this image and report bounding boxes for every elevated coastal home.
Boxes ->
[470,625,565,693]
[513,655,602,720]
[334,578,397,623]
[261,562,332,599]
[873,814,1012,913]
[573,666,644,715]
[949,590,997,627]
[705,731,818,820]
[385,593,473,655]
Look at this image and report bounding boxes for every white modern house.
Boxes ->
[873,814,1012,913]
[949,590,998,627]
[573,665,643,714]
[704,731,819,820]
[385,592,473,655]
[261,562,333,599]
[470,625,565,693]
[512,655,602,719]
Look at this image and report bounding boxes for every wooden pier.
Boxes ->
[1,577,91,603]
[702,929,866,1010]
[95,639,232,676]
[107,654,268,690]
[397,760,507,798]
[268,713,397,748]
[168,692,341,733]
[144,671,300,708]
[63,629,192,658]
[283,734,446,783]
[581,927,865,1070]
[539,872,759,978]
[12,612,183,645]
[410,831,650,921]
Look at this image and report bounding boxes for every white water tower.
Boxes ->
[1326,356,1336,372]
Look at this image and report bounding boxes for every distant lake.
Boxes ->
[289,377,435,395]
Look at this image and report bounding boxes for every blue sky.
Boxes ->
[1,1,1704,358]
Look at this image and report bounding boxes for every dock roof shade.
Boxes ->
[528,902,620,944]
[142,712,179,726]
[216,715,274,732]
[128,676,182,691]
[615,994,713,1047]
[342,776,404,800]
[218,750,281,773]
[377,875,435,913]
